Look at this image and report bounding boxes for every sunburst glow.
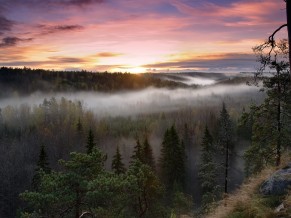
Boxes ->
[0,0,286,73]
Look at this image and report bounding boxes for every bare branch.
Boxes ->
[269,24,287,46]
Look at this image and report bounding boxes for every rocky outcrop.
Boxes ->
[260,162,291,195]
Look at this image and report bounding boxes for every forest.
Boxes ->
[1,56,289,218]
[0,67,186,98]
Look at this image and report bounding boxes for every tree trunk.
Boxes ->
[276,100,281,166]
[287,0,291,72]
[276,68,282,166]
[224,141,229,194]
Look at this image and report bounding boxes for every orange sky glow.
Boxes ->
[0,0,287,73]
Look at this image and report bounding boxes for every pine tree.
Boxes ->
[32,145,51,189]
[112,146,126,175]
[86,128,96,154]
[198,126,217,209]
[218,102,233,194]
[142,137,155,170]
[22,148,108,218]
[37,145,51,173]
[159,125,185,192]
[126,159,164,218]
[131,139,143,162]
[244,39,291,175]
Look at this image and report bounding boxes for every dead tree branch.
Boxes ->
[269,24,287,46]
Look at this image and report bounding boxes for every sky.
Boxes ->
[0,0,287,73]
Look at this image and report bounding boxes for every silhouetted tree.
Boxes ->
[112,146,126,175]
[198,126,218,210]
[244,40,291,173]
[86,128,96,154]
[159,125,185,193]
[259,1,289,73]
[142,137,156,170]
[32,145,51,190]
[218,103,233,194]
[243,0,291,174]
[131,139,143,162]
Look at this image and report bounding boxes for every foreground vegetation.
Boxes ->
[206,154,291,218]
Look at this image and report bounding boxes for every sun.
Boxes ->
[129,67,147,74]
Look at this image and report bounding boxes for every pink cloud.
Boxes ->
[171,0,285,26]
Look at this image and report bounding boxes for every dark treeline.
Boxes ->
[0,67,186,98]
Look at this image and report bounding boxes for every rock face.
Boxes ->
[260,163,291,195]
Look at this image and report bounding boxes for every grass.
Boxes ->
[225,195,283,218]
[205,154,291,218]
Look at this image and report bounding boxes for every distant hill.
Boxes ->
[0,68,255,98]
[0,67,186,98]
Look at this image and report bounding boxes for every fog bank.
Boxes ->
[0,84,263,117]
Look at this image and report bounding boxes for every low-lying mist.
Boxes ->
[154,72,241,85]
[0,84,263,117]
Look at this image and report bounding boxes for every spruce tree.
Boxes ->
[112,146,126,175]
[86,128,96,154]
[218,103,233,194]
[131,139,143,162]
[32,145,51,189]
[159,125,185,192]
[37,145,51,173]
[142,137,155,170]
[198,126,217,209]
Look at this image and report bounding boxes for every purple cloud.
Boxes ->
[143,53,256,72]
[0,16,14,35]
[2,0,104,8]
[37,24,84,35]
[0,37,33,47]
[62,0,104,6]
